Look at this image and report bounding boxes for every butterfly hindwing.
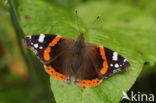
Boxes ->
[44,41,76,82]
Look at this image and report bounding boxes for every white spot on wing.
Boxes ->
[34,44,38,48]
[115,63,119,68]
[29,36,31,39]
[39,46,43,49]
[110,64,113,67]
[112,52,118,61]
[38,34,45,43]
[124,59,127,62]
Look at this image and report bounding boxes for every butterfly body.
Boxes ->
[24,34,130,87]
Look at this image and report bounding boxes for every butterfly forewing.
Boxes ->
[24,34,57,63]
[103,47,130,78]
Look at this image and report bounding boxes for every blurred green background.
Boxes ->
[0,0,156,103]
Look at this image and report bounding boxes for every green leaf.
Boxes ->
[15,0,156,103]
[18,0,84,38]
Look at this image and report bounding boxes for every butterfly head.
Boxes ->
[72,33,85,54]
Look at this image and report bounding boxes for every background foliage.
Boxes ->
[0,0,156,103]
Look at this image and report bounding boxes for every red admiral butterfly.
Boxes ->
[24,33,130,87]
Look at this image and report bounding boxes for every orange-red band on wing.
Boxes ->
[43,36,62,61]
[98,46,108,75]
[78,79,102,87]
[44,65,68,81]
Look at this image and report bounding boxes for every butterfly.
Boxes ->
[24,33,130,87]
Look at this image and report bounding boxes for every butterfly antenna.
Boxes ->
[77,33,84,41]
[85,16,100,34]
[74,9,81,35]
